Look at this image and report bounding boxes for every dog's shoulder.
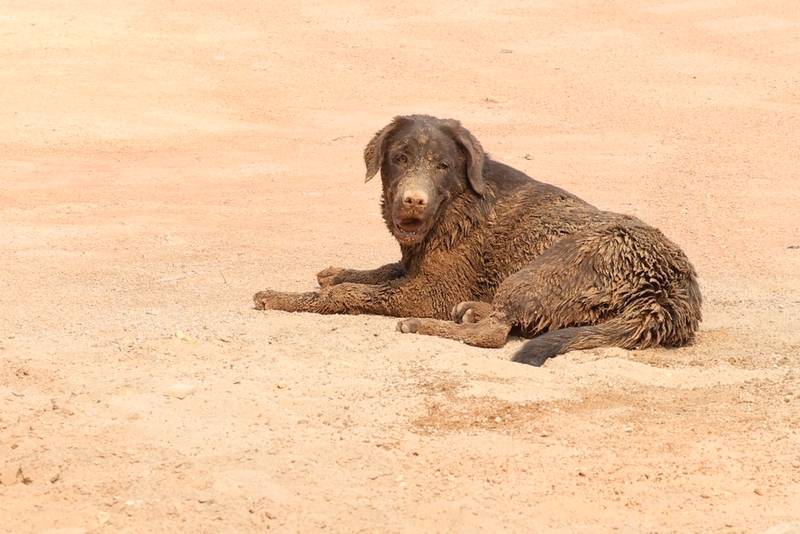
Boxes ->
[485,159,589,208]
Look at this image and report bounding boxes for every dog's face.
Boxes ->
[364,115,486,246]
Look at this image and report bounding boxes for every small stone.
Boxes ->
[0,466,20,485]
[18,467,32,484]
[163,383,196,399]
[97,511,110,524]
[494,416,502,423]
[175,331,194,342]
[754,488,763,496]
[51,398,74,415]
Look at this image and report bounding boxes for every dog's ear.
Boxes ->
[443,122,486,196]
[364,116,408,182]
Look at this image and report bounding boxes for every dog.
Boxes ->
[254,115,702,366]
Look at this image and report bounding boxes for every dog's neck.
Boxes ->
[386,189,494,272]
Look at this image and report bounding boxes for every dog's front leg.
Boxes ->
[316,262,405,287]
[253,278,449,319]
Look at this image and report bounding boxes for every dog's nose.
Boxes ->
[402,190,428,207]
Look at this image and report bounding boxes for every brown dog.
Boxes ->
[254,115,702,366]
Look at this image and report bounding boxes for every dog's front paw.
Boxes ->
[316,266,346,288]
[253,289,284,310]
[396,318,422,334]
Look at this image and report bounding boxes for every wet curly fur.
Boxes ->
[254,115,702,366]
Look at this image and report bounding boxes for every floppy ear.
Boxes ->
[444,122,486,196]
[364,116,408,182]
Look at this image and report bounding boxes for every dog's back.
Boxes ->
[447,159,645,302]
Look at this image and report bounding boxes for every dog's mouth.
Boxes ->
[393,216,427,242]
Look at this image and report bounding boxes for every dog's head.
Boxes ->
[364,115,486,246]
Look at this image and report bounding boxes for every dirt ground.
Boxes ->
[1,1,799,532]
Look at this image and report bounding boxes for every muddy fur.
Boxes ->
[254,115,702,366]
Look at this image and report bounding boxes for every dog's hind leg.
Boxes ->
[451,301,494,324]
[495,223,701,366]
[396,313,512,348]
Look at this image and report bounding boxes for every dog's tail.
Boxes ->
[511,318,641,367]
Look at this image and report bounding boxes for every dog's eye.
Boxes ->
[437,162,450,171]
[393,154,408,165]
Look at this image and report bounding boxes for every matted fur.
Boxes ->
[254,115,702,366]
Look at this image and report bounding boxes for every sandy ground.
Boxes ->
[1,1,799,532]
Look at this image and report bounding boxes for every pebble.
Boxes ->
[163,383,196,399]
[175,331,194,342]
[0,466,20,485]
[97,512,110,525]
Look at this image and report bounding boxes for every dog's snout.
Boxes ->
[402,189,428,207]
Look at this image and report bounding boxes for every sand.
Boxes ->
[1,1,799,532]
